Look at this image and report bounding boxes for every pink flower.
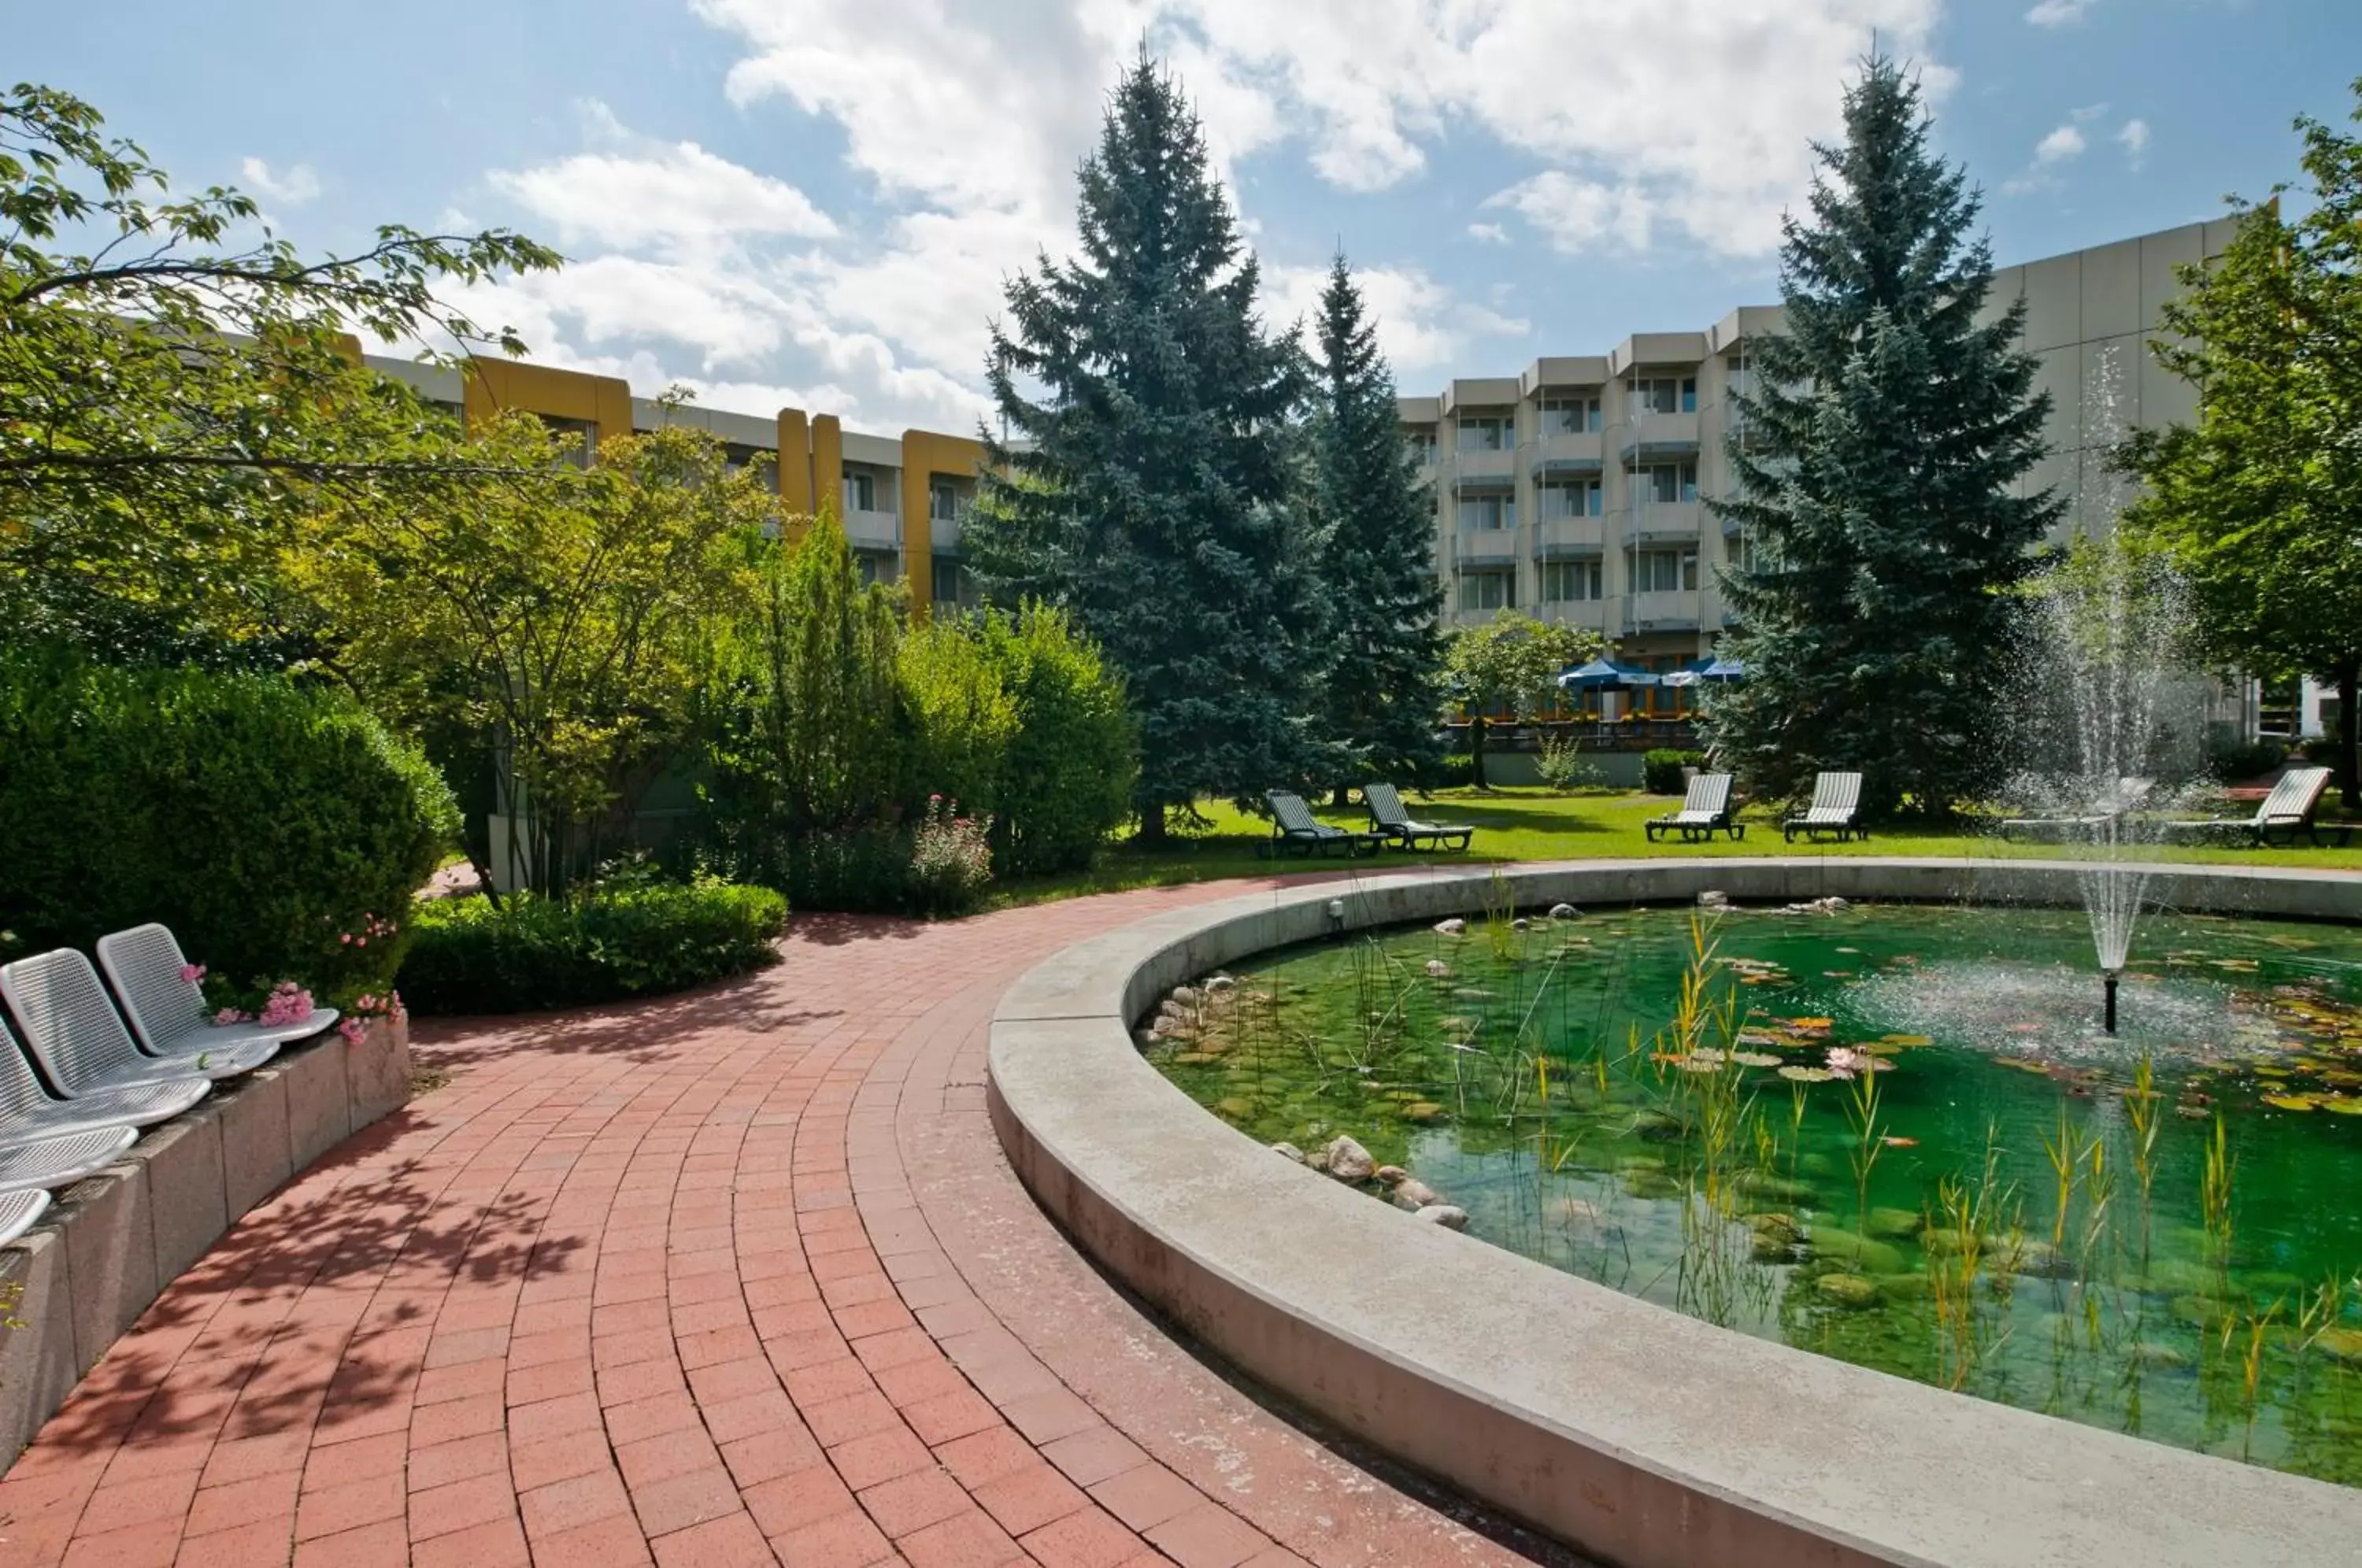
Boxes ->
[213,1007,250,1026]
[338,1018,365,1045]
[179,963,206,984]
[339,934,351,945]
[257,983,316,1027]
[354,937,366,948]
[1825,1046,1868,1080]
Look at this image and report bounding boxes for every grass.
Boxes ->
[985,786,2362,909]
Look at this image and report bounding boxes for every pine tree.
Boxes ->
[1309,255,1449,803]
[962,57,1316,843]
[1708,55,2060,819]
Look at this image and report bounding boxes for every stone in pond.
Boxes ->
[1737,1172,1816,1205]
[1633,1111,1685,1143]
[1215,1096,1256,1119]
[2012,1241,2076,1281]
[1816,1274,1881,1309]
[1374,1164,1409,1184]
[1323,1135,1375,1182]
[2171,1295,2234,1333]
[1873,1273,1931,1302]
[2314,1327,2362,1366]
[1549,904,1580,920]
[1435,918,1466,936]
[1206,974,1236,992]
[1863,1207,1923,1241]
[1808,1227,1903,1274]
[1511,918,1531,931]
[1170,986,1198,1006]
[1392,1178,1443,1210]
[1403,1102,1446,1123]
[2128,1341,2191,1370]
[1270,1142,1306,1164]
[1172,1052,1218,1065]
[1620,1167,1682,1201]
[1416,1204,1470,1230]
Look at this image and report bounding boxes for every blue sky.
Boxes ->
[16,1,2358,434]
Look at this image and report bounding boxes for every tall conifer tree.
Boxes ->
[1708,55,2060,819]
[1309,255,1447,801]
[963,57,1315,842]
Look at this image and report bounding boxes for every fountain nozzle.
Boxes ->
[2103,970,2121,1036]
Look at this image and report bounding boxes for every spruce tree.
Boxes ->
[1309,255,1449,803]
[1708,55,2060,819]
[963,57,1316,843]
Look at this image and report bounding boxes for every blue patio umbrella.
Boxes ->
[1557,658,1657,690]
[1697,656,1746,682]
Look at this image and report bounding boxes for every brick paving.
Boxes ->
[0,882,1536,1567]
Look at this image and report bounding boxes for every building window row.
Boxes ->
[1540,558,1604,603]
[1638,461,1699,505]
[1539,394,1603,435]
[1538,478,1604,519]
[1631,375,1698,416]
[1457,494,1515,531]
[1632,547,1699,594]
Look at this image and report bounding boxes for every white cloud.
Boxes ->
[2117,118,2152,167]
[2025,0,2096,25]
[1261,262,1528,379]
[487,104,835,250]
[2034,124,2087,165]
[240,157,320,207]
[454,1,1956,430]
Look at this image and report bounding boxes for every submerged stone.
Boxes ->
[1402,1101,1446,1123]
[1816,1273,1882,1309]
[1863,1207,1924,1241]
[1738,1172,1817,1206]
[1808,1227,1903,1274]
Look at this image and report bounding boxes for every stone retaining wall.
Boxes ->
[0,1016,412,1459]
[989,860,2362,1568]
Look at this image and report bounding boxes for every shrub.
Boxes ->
[398,878,787,1015]
[2208,737,2288,783]
[899,620,1017,817]
[0,651,457,1000]
[909,796,994,916]
[1642,749,1706,796]
[1535,732,1603,791]
[1432,753,1475,790]
[976,606,1136,878]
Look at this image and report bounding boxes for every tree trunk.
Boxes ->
[1331,783,1351,809]
[1136,800,1168,846]
[1469,716,1488,791]
[2339,659,2360,817]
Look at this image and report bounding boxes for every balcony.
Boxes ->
[1529,431,1604,477]
[1626,501,1703,545]
[927,504,971,552]
[1619,410,1701,464]
[1450,447,1517,487]
[844,507,901,553]
[1453,528,1520,567]
[1627,590,1704,631]
[1532,517,1605,559]
[1536,599,1612,633]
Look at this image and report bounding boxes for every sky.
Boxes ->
[17,0,2359,436]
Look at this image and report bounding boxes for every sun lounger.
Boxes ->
[0,1189,50,1248]
[1783,771,1867,843]
[1260,790,1385,858]
[2,949,277,1091]
[2162,767,2334,848]
[1997,776,2155,841]
[1646,773,1743,843]
[0,1010,207,1142]
[0,1126,139,1195]
[1362,782,1475,851]
[98,923,337,1058]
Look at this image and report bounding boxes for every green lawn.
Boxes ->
[987,786,2362,908]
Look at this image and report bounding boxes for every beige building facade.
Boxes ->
[1399,217,2242,670]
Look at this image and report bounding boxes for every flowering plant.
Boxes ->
[909,793,994,916]
[338,989,405,1045]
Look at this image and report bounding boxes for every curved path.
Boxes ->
[0,882,1546,1568]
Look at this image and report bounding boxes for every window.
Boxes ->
[1456,494,1514,531]
[1540,559,1603,603]
[930,479,970,524]
[844,471,876,513]
[1405,426,1439,463]
[1641,461,1699,505]
[1538,479,1603,519]
[931,558,969,605]
[856,551,892,586]
[1632,549,1698,594]
[1539,394,1602,435]
[1631,376,1698,416]
[1456,411,1513,450]
[539,415,597,471]
[1458,570,1516,612]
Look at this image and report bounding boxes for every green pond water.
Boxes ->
[1143,901,2362,1485]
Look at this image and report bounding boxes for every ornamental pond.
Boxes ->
[1142,897,2362,1486]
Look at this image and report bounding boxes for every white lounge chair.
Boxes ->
[0,1011,206,1141]
[1783,772,1868,843]
[0,1189,50,1248]
[2163,767,2335,848]
[1646,773,1743,843]
[1998,776,2155,841]
[98,923,337,1058]
[1,949,276,1091]
[0,1126,139,1195]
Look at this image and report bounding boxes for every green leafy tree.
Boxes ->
[0,82,561,660]
[2118,82,2362,812]
[1708,56,2060,819]
[306,416,770,897]
[1309,254,1447,803]
[962,56,1318,843]
[1443,612,1601,790]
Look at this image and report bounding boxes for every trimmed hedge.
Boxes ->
[1642,749,1706,796]
[399,880,788,1015]
[0,652,457,997]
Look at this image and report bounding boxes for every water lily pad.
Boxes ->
[1880,1034,1934,1047]
[1675,1056,1724,1074]
[1731,1052,1783,1067]
[2264,1093,2319,1112]
[1779,1066,1837,1082]
[2323,1096,2362,1115]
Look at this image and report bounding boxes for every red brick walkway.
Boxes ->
[0,882,1536,1567]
